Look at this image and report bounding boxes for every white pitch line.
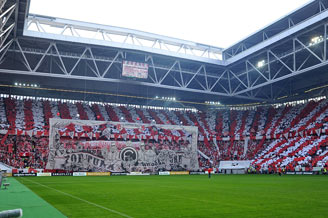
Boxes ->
[22,178,134,218]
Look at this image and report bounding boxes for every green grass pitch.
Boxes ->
[15,175,328,218]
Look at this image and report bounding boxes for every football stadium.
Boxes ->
[1,0,328,217]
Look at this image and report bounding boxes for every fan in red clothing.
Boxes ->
[278,167,282,176]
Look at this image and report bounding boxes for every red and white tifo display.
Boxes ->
[45,118,199,173]
[0,95,328,172]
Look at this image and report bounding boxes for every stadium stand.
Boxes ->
[0,94,328,172]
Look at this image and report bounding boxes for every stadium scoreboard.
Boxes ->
[122,60,148,79]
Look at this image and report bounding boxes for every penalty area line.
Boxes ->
[21,178,134,218]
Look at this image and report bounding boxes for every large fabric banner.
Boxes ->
[46,119,199,173]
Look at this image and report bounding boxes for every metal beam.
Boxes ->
[235,59,328,95]
[0,68,265,101]
[224,9,328,63]
[7,43,226,81]
[25,14,225,65]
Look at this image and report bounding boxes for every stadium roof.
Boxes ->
[1,0,328,108]
[28,0,310,49]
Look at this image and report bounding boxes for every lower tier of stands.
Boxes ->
[1,133,327,171]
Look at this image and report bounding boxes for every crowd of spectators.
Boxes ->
[0,135,48,169]
[0,96,328,170]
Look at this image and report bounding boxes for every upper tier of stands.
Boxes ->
[1,95,328,139]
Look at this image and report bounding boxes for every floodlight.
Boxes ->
[309,35,323,46]
[257,60,265,68]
